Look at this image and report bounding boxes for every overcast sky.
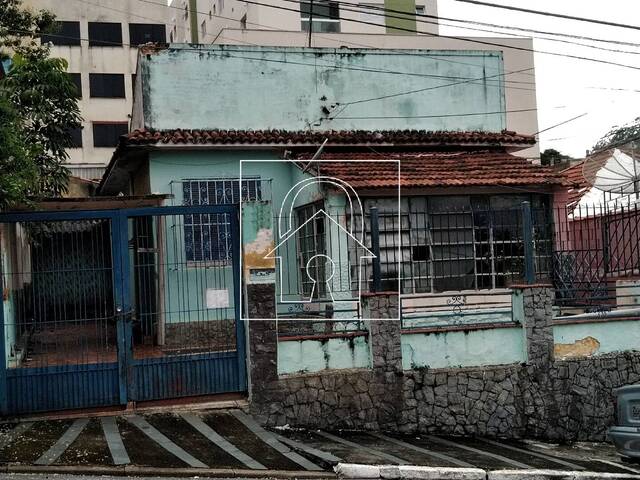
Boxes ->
[437,0,640,158]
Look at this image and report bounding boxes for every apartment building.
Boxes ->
[167,0,437,44]
[23,0,169,180]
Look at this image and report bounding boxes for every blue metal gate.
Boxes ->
[0,205,245,415]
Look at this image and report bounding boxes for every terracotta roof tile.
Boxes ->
[296,151,565,188]
[124,128,536,147]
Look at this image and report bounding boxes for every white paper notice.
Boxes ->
[206,289,230,309]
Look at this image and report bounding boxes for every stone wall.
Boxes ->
[247,285,640,441]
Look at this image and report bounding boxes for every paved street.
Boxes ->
[0,409,637,477]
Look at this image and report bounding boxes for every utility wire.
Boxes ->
[238,0,640,71]
[315,0,640,56]
[453,0,640,32]
[534,113,589,136]
[335,107,542,120]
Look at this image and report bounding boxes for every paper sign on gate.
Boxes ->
[206,288,230,309]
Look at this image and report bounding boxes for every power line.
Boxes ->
[335,107,540,120]
[453,0,640,32]
[238,0,640,71]
[325,0,640,56]
[141,0,640,70]
[534,113,589,136]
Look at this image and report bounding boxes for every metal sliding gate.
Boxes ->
[0,205,245,415]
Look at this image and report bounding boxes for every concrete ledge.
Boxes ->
[488,470,640,479]
[335,463,486,479]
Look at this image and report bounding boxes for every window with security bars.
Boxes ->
[351,194,552,294]
[182,178,262,262]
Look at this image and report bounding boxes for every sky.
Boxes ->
[437,0,640,158]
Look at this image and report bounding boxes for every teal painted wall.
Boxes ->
[278,335,371,375]
[553,320,640,358]
[401,327,525,369]
[141,45,506,132]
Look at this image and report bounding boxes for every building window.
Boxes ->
[415,5,425,14]
[240,14,247,29]
[200,20,207,38]
[300,1,340,32]
[351,195,552,294]
[40,21,81,46]
[182,178,262,262]
[128,24,167,46]
[68,73,82,98]
[88,22,123,47]
[92,123,128,148]
[295,202,327,298]
[89,74,126,98]
[218,0,225,13]
[68,127,83,148]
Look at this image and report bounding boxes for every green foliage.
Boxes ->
[540,148,571,166]
[0,0,55,53]
[592,117,640,153]
[0,0,81,208]
[0,98,37,208]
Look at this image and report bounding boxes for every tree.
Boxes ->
[0,0,81,208]
[0,97,37,208]
[540,148,571,166]
[592,117,640,153]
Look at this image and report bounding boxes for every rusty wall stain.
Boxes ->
[243,228,275,280]
[554,336,601,360]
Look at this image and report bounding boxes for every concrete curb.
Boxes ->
[334,463,486,479]
[488,470,640,479]
[6,464,335,478]
[334,464,640,480]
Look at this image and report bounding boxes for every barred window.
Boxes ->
[182,178,261,262]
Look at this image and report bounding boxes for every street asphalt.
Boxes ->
[0,408,637,478]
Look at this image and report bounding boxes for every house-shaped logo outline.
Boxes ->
[264,208,376,305]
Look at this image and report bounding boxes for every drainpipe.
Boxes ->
[189,0,199,43]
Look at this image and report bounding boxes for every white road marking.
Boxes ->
[180,412,266,470]
[127,415,208,468]
[315,431,410,465]
[594,458,640,474]
[428,435,532,469]
[34,418,89,466]
[230,410,323,471]
[371,433,475,468]
[273,432,342,463]
[477,438,586,470]
[100,417,130,465]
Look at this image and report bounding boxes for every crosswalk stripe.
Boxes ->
[273,432,342,463]
[477,438,585,470]
[180,412,266,470]
[316,431,411,465]
[34,418,89,466]
[230,410,323,471]
[0,422,33,450]
[428,435,532,469]
[127,414,208,468]
[100,417,130,465]
[370,433,475,468]
[593,458,640,474]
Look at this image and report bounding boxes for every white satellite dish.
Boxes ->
[584,148,640,195]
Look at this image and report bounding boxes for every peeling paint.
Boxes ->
[554,336,601,360]
[243,228,275,281]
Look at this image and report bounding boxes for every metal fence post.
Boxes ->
[370,207,382,292]
[522,201,536,284]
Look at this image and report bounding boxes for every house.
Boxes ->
[98,44,565,320]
